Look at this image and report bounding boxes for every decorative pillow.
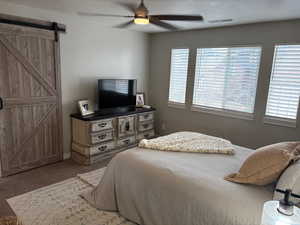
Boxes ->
[224,142,300,186]
[274,160,300,205]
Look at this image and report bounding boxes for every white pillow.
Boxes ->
[274,160,300,205]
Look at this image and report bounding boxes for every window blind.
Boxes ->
[192,47,261,113]
[265,45,300,120]
[168,49,189,104]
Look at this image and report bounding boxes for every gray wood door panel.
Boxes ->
[0,23,63,177]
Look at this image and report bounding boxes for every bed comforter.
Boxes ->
[82,146,274,225]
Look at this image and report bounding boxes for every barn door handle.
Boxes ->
[0,97,3,111]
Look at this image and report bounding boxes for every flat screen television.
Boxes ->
[98,79,137,110]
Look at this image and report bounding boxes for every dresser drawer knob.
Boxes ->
[142,124,149,129]
[98,145,107,152]
[98,134,107,139]
[98,123,107,127]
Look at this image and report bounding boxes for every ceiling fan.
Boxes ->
[78,0,204,30]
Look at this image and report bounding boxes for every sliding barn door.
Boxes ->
[0,23,63,176]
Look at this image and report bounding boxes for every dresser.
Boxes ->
[71,108,155,165]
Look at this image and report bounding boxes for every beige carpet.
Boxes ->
[7,167,136,225]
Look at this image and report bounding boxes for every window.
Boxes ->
[265,45,300,124]
[168,49,189,106]
[192,47,261,117]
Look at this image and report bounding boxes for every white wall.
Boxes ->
[0,1,149,158]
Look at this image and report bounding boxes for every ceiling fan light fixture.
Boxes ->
[134,17,149,25]
[78,0,204,30]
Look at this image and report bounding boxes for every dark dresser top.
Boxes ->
[71,107,155,121]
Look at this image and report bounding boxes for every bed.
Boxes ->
[82,144,274,225]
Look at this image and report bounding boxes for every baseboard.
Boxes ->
[63,152,71,160]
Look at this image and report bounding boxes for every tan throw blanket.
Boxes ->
[138,131,234,155]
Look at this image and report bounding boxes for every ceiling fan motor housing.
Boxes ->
[135,0,149,19]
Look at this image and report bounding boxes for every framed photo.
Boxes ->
[136,93,145,107]
[78,100,94,116]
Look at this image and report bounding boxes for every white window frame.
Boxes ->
[191,105,255,120]
[263,115,298,128]
[168,101,186,109]
[191,45,262,120]
[167,48,190,109]
[263,43,300,128]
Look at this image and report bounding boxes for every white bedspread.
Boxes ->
[82,146,274,225]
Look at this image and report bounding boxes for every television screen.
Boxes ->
[98,79,137,109]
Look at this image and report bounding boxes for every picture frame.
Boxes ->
[136,92,145,107]
[78,100,94,116]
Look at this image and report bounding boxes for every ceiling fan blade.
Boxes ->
[115,20,135,29]
[116,2,137,14]
[78,12,133,18]
[150,15,203,21]
[208,19,233,23]
[150,18,179,31]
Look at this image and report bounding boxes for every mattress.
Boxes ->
[82,145,274,225]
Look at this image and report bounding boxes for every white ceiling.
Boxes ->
[1,0,300,33]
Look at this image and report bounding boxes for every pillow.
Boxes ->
[274,159,300,205]
[224,142,300,186]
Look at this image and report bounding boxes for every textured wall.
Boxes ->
[149,20,300,149]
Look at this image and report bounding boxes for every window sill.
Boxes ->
[263,116,297,128]
[168,102,186,109]
[191,105,254,121]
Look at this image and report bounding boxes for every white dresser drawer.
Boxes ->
[91,119,113,132]
[139,112,154,122]
[137,130,155,141]
[139,121,154,132]
[118,136,136,148]
[72,141,116,156]
[91,130,114,145]
[91,141,116,155]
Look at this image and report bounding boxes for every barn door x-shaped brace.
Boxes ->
[0,14,66,114]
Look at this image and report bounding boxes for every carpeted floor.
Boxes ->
[0,159,109,216]
[7,167,135,225]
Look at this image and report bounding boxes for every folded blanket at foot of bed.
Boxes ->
[138,131,234,155]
